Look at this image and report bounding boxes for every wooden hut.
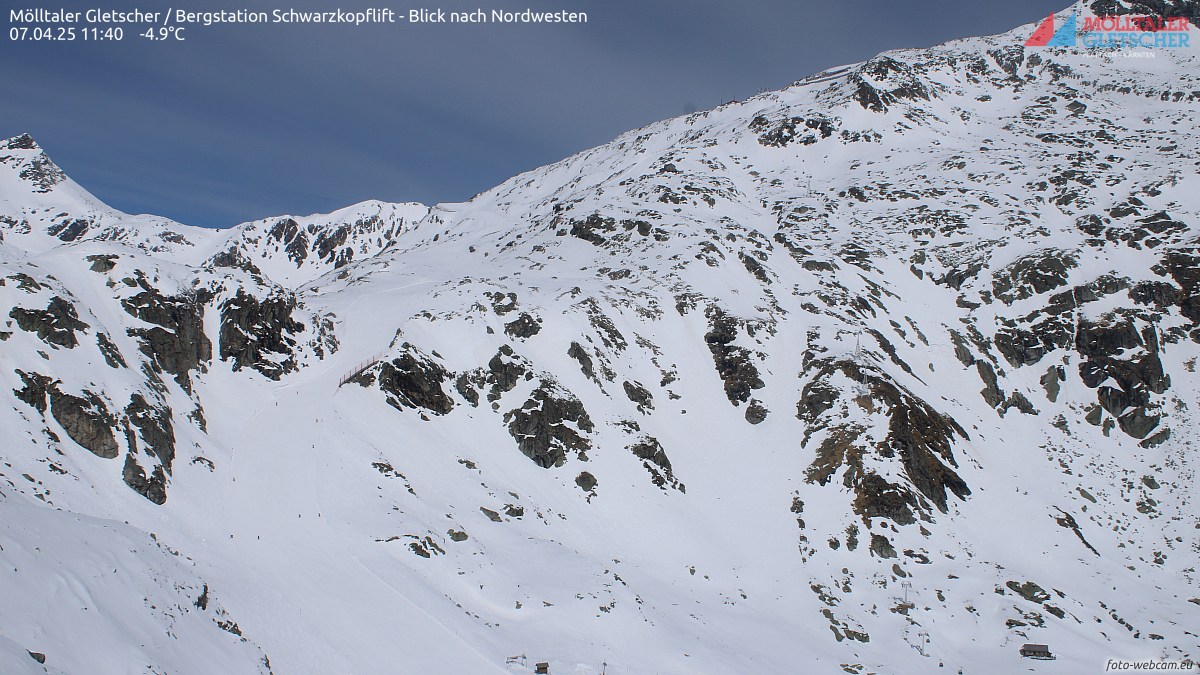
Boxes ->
[1019,643,1055,660]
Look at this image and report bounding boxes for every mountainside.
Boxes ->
[2,3,1199,673]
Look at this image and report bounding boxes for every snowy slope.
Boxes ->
[2,2,1200,673]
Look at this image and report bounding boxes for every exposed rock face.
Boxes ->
[575,471,598,493]
[125,393,176,472]
[269,218,310,266]
[377,344,455,415]
[7,136,67,192]
[503,312,542,339]
[622,380,654,413]
[122,453,167,505]
[14,371,119,459]
[486,345,531,400]
[121,277,211,387]
[567,341,597,382]
[1157,249,1200,341]
[9,296,88,348]
[1075,314,1169,441]
[800,357,970,524]
[504,381,594,468]
[704,306,764,406]
[750,113,838,148]
[630,436,684,492]
[992,250,1077,304]
[52,389,119,459]
[218,289,303,380]
[87,254,118,273]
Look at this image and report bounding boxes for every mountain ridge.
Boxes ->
[2,3,1198,673]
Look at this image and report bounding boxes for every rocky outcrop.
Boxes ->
[504,381,594,468]
[704,306,764,406]
[630,436,684,492]
[622,380,654,413]
[1075,314,1168,441]
[9,296,88,348]
[992,250,1077,304]
[121,276,211,387]
[377,344,455,415]
[218,289,303,380]
[504,312,542,339]
[800,357,971,523]
[14,371,119,459]
[125,394,176,472]
[123,453,167,505]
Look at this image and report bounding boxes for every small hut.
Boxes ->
[534,663,550,674]
[1019,643,1055,660]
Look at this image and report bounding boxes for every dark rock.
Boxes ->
[1006,580,1050,603]
[448,529,469,541]
[378,344,454,415]
[740,252,772,283]
[622,380,654,413]
[122,278,212,387]
[744,399,768,425]
[750,113,838,147]
[218,289,303,380]
[1053,508,1099,555]
[630,436,684,492]
[18,151,66,192]
[96,333,127,368]
[87,254,118,273]
[575,471,598,492]
[801,357,971,518]
[6,133,38,149]
[489,292,519,315]
[1117,407,1160,439]
[13,370,51,414]
[994,325,1048,367]
[704,306,764,405]
[268,218,309,266]
[992,250,1078,304]
[1076,318,1141,358]
[122,453,167,504]
[854,473,918,525]
[870,533,897,559]
[976,361,1005,408]
[486,345,530,401]
[125,394,175,472]
[569,214,613,246]
[50,388,118,459]
[9,296,88,348]
[797,380,840,423]
[504,312,542,339]
[1003,391,1038,416]
[1040,365,1064,402]
[27,651,46,664]
[567,341,597,382]
[454,371,483,406]
[504,382,594,468]
[480,507,502,522]
[314,225,353,268]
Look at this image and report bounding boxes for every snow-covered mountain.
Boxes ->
[2,2,1198,673]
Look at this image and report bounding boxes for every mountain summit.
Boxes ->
[1,4,1198,674]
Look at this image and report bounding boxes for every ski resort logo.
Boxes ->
[1026,11,1192,49]
[1025,13,1078,47]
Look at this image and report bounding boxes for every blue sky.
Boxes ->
[1,0,1068,228]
